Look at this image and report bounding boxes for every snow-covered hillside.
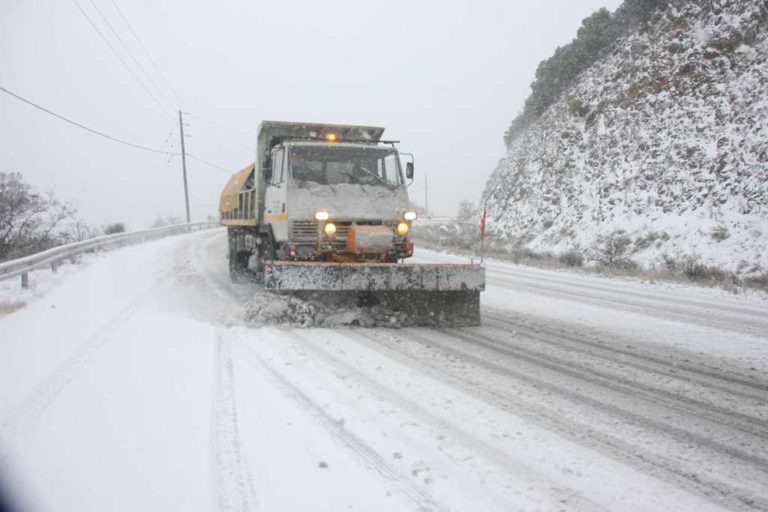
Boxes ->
[483,0,768,275]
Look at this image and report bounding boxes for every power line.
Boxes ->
[185,114,254,152]
[1,85,168,154]
[186,153,232,174]
[187,113,252,137]
[0,85,231,174]
[184,131,252,153]
[69,0,174,119]
[85,0,177,112]
[108,0,183,105]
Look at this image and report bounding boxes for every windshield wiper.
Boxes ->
[359,166,397,190]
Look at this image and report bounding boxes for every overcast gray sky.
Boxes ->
[1,0,622,228]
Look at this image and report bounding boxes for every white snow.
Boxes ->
[1,231,767,511]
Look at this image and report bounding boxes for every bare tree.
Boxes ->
[62,219,101,243]
[151,214,182,228]
[456,200,479,235]
[0,172,75,261]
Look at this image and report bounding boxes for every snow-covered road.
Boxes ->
[1,229,767,511]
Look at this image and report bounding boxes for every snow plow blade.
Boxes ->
[264,261,485,326]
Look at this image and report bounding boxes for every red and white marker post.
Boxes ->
[480,206,488,263]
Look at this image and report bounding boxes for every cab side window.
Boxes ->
[377,154,401,184]
[271,149,285,185]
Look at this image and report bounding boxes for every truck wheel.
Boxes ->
[229,248,250,282]
[227,227,250,282]
[256,234,276,272]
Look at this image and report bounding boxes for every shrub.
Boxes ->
[711,225,730,241]
[0,299,26,316]
[682,257,728,283]
[61,220,100,243]
[634,231,669,250]
[559,249,585,267]
[151,215,183,228]
[744,267,768,292]
[104,223,126,235]
[592,230,633,266]
[568,98,588,117]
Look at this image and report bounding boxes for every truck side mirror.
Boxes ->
[406,162,414,180]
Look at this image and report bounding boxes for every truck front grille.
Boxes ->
[333,222,351,249]
[290,220,398,252]
[291,221,318,242]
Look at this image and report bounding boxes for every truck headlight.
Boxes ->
[315,211,330,221]
[404,211,417,221]
[396,222,409,236]
[324,222,337,236]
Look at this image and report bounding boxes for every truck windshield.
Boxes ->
[289,145,402,188]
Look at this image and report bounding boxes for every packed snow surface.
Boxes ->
[1,229,767,511]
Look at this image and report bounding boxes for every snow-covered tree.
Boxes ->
[0,172,75,261]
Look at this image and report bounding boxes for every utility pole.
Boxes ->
[178,110,191,223]
[424,171,429,218]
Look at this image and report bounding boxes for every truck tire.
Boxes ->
[227,227,250,282]
[229,249,250,282]
[255,233,276,273]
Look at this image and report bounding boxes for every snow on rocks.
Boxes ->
[483,0,768,276]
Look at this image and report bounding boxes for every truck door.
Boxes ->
[264,148,289,242]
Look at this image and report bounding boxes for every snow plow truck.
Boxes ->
[219,121,485,326]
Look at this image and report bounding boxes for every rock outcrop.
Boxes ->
[483,0,768,274]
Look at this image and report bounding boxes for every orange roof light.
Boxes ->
[326,133,337,142]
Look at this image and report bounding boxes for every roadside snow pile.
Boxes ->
[244,291,449,328]
[483,0,768,276]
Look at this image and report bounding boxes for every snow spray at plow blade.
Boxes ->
[254,262,485,327]
[245,289,482,328]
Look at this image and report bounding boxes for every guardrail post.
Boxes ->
[21,273,28,289]
[51,261,58,273]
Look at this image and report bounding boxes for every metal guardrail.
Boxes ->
[0,222,220,288]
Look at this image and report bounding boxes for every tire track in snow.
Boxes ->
[444,325,768,442]
[213,334,259,512]
[488,265,768,322]
[359,327,768,512]
[488,271,768,337]
[484,310,768,401]
[251,329,607,512]
[195,234,453,510]
[235,338,453,512]
[0,281,167,460]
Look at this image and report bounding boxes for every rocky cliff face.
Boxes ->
[483,0,767,274]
